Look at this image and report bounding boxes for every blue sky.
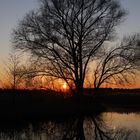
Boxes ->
[0,0,38,63]
[0,0,140,72]
[118,0,140,37]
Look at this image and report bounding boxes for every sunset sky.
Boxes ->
[0,0,140,88]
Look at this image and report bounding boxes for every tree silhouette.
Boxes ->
[13,0,126,94]
[93,34,140,89]
[4,53,25,89]
[4,53,42,89]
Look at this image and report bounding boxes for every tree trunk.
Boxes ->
[75,80,84,96]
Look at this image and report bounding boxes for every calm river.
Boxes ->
[0,112,140,140]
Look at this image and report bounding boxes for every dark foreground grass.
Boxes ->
[0,89,104,122]
[0,89,139,121]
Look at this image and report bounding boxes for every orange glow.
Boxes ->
[0,69,140,89]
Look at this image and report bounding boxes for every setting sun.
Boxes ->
[62,83,67,89]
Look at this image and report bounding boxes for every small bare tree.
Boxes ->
[3,52,49,89]
[4,53,25,89]
[12,0,126,94]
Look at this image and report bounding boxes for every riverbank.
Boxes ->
[0,89,139,121]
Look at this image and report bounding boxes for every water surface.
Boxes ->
[0,112,139,140]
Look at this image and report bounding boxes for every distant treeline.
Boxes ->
[0,88,140,105]
[0,88,140,95]
[84,88,140,95]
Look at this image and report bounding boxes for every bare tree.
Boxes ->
[16,57,46,89]
[13,0,126,94]
[93,34,140,89]
[2,51,51,90]
[4,53,25,89]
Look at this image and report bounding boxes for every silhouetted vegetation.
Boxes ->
[93,36,140,88]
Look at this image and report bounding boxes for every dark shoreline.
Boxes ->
[0,89,139,121]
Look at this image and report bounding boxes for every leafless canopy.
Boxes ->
[93,34,140,88]
[4,53,25,89]
[13,0,126,93]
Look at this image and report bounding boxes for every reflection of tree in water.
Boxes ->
[0,115,138,140]
[41,116,138,140]
[60,115,136,140]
